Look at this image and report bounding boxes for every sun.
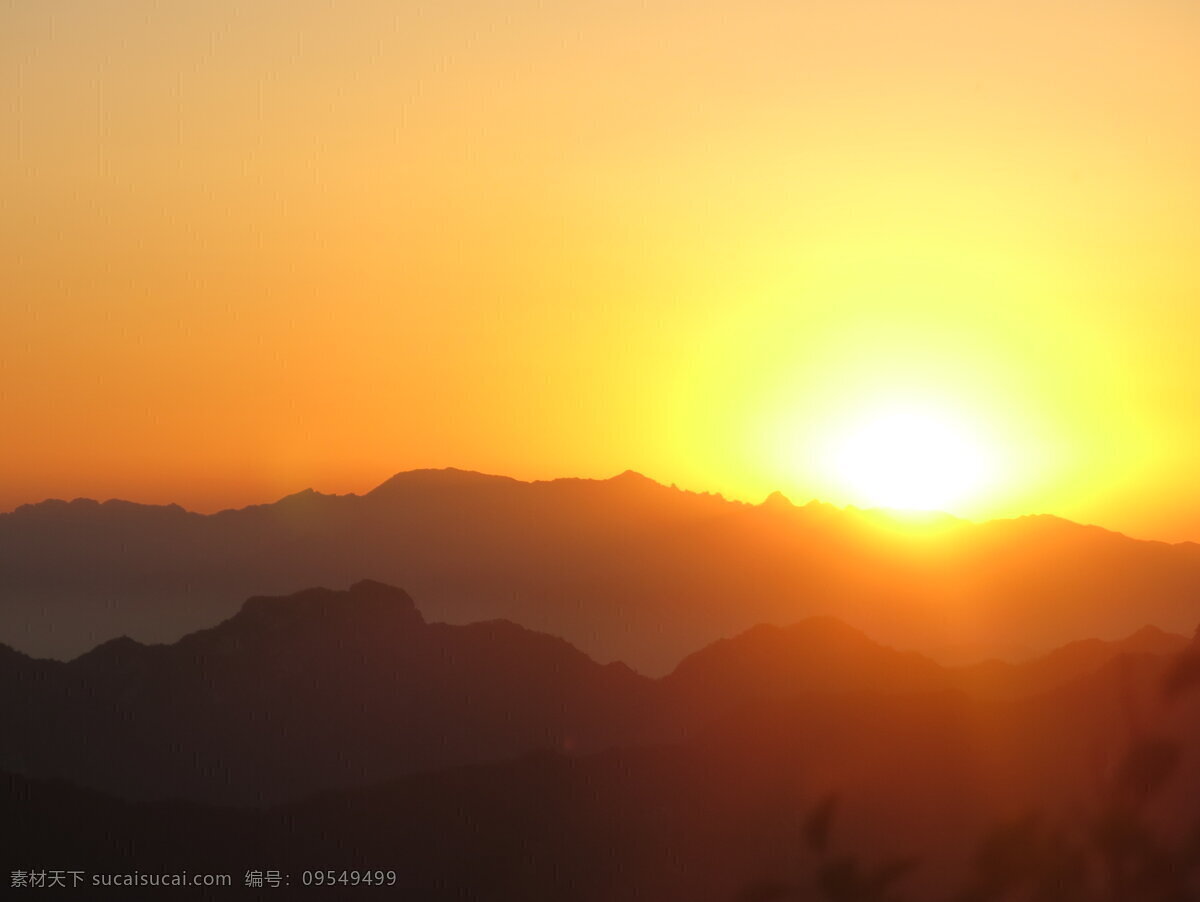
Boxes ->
[823,405,993,512]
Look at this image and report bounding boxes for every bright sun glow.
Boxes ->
[824,405,993,512]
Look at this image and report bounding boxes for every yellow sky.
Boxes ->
[3,0,1199,540]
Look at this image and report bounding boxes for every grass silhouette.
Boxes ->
[740,641,1200,902]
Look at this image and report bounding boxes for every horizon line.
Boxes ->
[4,465,1194,549]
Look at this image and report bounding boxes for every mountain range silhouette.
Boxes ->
[3,468,1200,674]
[1,579,1190,810]
[7,469,1200,899]
[3,579,1198,900]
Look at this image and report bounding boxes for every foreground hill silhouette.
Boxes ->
[0,581,656,804]
[5,605,1199,900]
[4,469,1200,673]
[0,580,1189,811]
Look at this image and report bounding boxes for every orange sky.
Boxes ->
[3,0,1199,541]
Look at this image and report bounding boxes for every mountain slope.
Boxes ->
[0,580,657,805]
[3,469,1200,673]
[3,576,1193,809]
[7,634,1199,902]
[950,624,1191,698]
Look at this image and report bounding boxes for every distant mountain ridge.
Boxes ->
[0,579,1189,807]
[3,467,1200,673]
[4,583,1198,901]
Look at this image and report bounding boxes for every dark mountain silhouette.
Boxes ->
[2,578,1192,814]
[0,580,659,805]
[925,639,1034,666]
[6,620,1199,902]
[660,617,953,715]
[950,624,1190,699]
[4,468,1200,674]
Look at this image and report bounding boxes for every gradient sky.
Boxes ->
[3,0,1199,540]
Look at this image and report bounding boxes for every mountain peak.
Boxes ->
[7,496,191,523]
[760,490,793,509]
[231,581,425,635]
[1125,624,1167,641]
[366,468,519,498]
[610,469,653,483]
[665,615,946,699]
[1118,624,1189,654]
[348,578,419,604]
[276,487,322,502]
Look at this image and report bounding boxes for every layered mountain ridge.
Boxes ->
[1,579,1191,809]
[3,577,1199,900]
[4,468,1200,674]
